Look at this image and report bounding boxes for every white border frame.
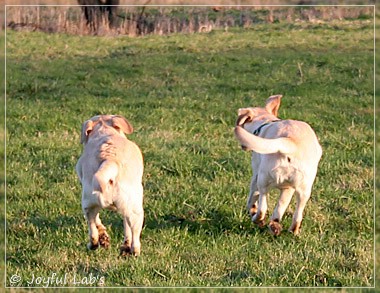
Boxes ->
[3,3,376,289]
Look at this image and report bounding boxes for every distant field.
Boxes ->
[4,0,310,5]
[4,3,373,36]
[5,15,374,288]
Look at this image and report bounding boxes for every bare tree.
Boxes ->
[78,0,119,31]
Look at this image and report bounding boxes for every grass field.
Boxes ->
[5,17,374,288]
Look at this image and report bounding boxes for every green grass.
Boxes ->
[5,20,374,288]
[0,31,5,290]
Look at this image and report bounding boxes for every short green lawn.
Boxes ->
[5,20,374,287]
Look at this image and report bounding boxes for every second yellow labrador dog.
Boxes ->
[234,95,322,236]
[76,115,144,256]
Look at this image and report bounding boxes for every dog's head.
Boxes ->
[80,115,133,144]
[236,95,283,127]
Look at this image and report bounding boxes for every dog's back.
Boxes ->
[77,130,143,209]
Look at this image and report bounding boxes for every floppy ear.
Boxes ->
[80,120,94,144]
[112,115,133,135]
[265,95,283,117]
[236,108,254,126]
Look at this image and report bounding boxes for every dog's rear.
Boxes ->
[234,95,322,235]
[76,115,144,256]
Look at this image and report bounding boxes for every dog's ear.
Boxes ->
[265,95,283,117]
[112,115,133,135]
[236,108,254,126]
[80,120,94,144]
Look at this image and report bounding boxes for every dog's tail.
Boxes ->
[234,126,297,154]
[92,160,119,207]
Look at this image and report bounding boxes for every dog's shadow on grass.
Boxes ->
[143,208,264,237]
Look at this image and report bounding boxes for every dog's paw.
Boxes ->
[119,244,132,257]
[269,220,282,236]
[256,220,266,228]
[252,212,266,228]
[252,217,266,228]
[87,241,99,250]
[132,246,141,257]
[248,206,258,217]
[98,231,110,249]
[289,221,302,236]
[119,243,141,257]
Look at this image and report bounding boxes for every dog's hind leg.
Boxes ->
[84,206,101,250]
[120,216,133,256]
[251,188,268,228]
[120,208,144,257]
[131,207,144,256]
[289,187,311,235]
[95,214,110,249]
[269,187,295,236]
[130,186,144,257]
[247,175,259,217]
[119,187,144,257]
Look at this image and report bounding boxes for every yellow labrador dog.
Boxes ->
[76,115,144,256]
[234,95,322,236]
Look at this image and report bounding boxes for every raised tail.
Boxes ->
[92,160,119,207]
[234,126,297,154]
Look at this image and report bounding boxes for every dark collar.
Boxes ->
[253,120,281,136]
